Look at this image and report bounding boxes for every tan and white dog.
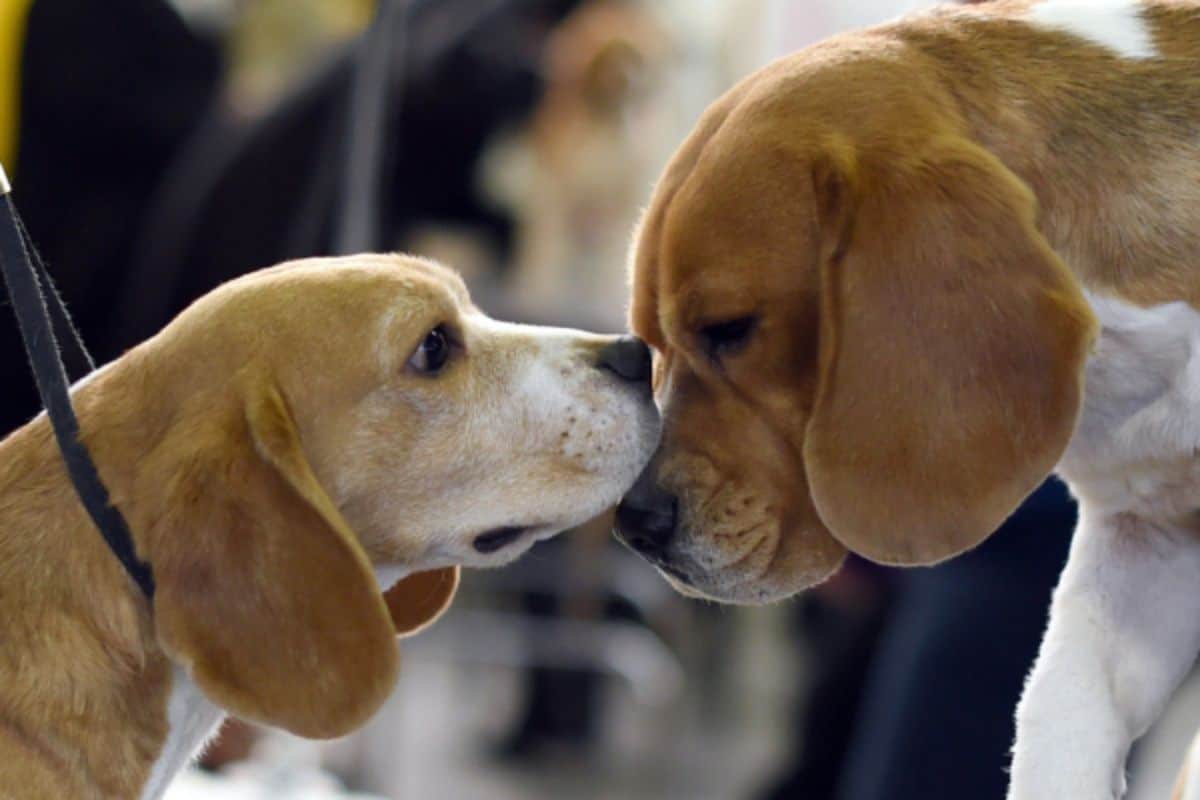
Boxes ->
[0,253,659,798]
[613,1,1200,797]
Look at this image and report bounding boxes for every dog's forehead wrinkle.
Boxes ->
[467,312,608,346]
[376,296,426,337]
[392,252,472,302]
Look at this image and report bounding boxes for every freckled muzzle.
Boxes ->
[457,334,658,562]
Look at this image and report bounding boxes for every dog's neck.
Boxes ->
[1057,294,1200,523]
[0,361,176,797]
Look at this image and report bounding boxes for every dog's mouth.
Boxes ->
[657,561,693,584]
[473,526,532,553]
[643,555,698,589]
[654,561,714,601]
[623,543,695,586]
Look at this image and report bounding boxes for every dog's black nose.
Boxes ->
[615,470,677,556]
[596,335,652,384]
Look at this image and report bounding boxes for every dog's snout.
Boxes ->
[615,469,677,556]
[596,335,652,384]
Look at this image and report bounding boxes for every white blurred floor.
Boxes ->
[164,599,1200,800]
[344,604,793,800]
[168,597,799,800]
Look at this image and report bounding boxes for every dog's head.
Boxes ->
[615,49,1096,603]
[92,253,659,737]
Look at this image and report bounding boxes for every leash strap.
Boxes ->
[0,164,155,598]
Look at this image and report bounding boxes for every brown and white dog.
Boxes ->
[0,253,659,798]
[613,1,1200,797]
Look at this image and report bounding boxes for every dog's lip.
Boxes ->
[611,527,695,584]
[639,551,694,584]
[657,561,693,584]
[473,526,531,553]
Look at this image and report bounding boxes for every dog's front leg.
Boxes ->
[1008,509,1200,800]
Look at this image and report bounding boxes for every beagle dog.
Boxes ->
[613,1,1200,797]
[0,253,659,798]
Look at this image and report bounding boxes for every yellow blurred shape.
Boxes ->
[0,0,35,172]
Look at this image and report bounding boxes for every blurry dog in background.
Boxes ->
[480,0,677,331]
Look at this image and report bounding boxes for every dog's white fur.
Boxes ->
[142,672,224,800]
[1028,0,1159,60]
[1012,295,1200,798]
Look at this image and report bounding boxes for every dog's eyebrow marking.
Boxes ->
[1027,0,1157,60]
[376,301,423,370]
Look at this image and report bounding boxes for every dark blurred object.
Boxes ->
[835,478,1075,800]
[757,479,1074,800]
[487,513,638,761]
[120,0,583,347]
[757,561,894,800]
[1,0,584,437]
[5,0,221,434]
[491,564,607,759]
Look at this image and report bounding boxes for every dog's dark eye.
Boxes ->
[699,315,759,359]
[408,325,451,375]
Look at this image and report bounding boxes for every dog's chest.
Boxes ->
[1057,294,1200,522]
[140,668,225,799]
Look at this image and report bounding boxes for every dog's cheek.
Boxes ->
[657,452,764,559]
[659,452,717,535]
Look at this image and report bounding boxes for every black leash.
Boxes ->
[0,165,155,599]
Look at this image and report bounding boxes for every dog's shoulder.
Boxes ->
[1060,294,1200,521]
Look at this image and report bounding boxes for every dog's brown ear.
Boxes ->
[804,140,1095,566]
[151,380,398,739]
[384,567,460,637]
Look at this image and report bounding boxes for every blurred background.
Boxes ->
[3,1,1199,798]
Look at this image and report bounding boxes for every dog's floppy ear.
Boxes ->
[804,139,1096,565]
[151,379,399,739]
[384,567,460,637]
